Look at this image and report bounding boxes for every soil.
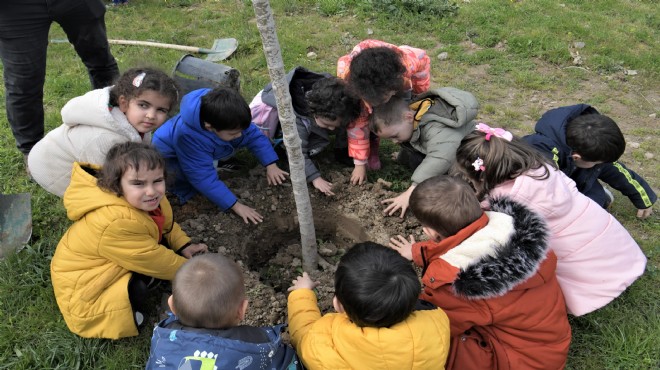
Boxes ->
[162,59,659,330]
[170,160,425,328]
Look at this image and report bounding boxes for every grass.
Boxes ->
[0,0,658,368]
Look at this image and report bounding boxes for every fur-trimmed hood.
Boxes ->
[413,197,550,300]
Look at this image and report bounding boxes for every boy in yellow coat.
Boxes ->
[287,242,450,369]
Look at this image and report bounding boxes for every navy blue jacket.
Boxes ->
[523,104,656,210]
[152,89,278,211]
[145,315,301,370]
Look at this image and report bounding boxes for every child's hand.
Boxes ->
[266,163,289,185]
[389,234,416,261]
[231,202,264,224]
[181,243,209,258]
[381,185,416,218]
[350,164,367,185]
[312,177,335,196]
[287,272,320,291]
[637,206,653,219]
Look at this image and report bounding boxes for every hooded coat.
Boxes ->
[146,315,301,370]
[287,289,451,370]
[27,86,149,196]
[51,162,190,339]
[488,167,647,316]
[253,66,332,182]
[337,39,431,165]
[152,88,278,211]
[413,197,571,370]
[523,104,656,209]
[408,87,479,185]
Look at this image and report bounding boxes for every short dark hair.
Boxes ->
[97,142,165,196]
[566,113,625,162]
[334,242,420,328]
[172,254,246,329]
[109,67,180,112]
[370,96,410,133]
[410,176,483,238]
[347,47,406,106]
[200,87,251,131]
[306,77,361,126]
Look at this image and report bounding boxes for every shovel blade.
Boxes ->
[0,193,32,258]
[205,38,238,62]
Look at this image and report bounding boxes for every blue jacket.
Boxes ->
[145,315,301,370]
[153,89,278,211]
[523,104,656,210]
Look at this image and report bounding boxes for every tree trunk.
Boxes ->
[252,0,318,272]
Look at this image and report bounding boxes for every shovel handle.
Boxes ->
[107,39,204,53]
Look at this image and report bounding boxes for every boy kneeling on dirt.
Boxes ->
[145,254,302,370]
[370,87,479,218]
[152,87,289,224]
[287,242,451,369]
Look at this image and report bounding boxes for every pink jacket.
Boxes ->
[487,167,647,316]
[337,39,431,164]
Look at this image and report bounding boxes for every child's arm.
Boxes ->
[347,107,371,186]
[287,272,321,349]
[382,185,416,218]
[389,234,416,260]
[398,45,431,94]
[312,177,335,196]
[265,163,288,185]
[598,162,656,218]
[99,219,187,281]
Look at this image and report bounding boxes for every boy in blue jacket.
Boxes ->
[523,104,656,218]
[153,87,288,224]
[145,254,301,370]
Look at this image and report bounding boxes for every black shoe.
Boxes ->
[217,157,246,173]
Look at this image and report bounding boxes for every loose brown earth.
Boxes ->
[165,60,658,329]
[171,160,425,328]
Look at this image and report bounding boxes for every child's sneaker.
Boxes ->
[134,311,144,327]
[603,187,614,208]
[217,157,246,173]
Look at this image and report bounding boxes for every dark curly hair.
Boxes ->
[306,77,361,127]
[109,67,180,112]
[347,47,406,106]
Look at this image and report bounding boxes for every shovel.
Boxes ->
[50,38,238,62]
[0,193,32,258]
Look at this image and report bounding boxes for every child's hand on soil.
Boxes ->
[288,272,320,291]
[181,243,209,258]
[350,164,367,185]
[389,234,416,261]
[637,206,653,219]
[231,202,263,224]
[312,177,335,196]
[381,185,416,218]
[266,163,289,185]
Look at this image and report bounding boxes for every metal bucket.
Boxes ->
[172,54,240,95]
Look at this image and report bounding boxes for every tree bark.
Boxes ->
[252,0,318,272]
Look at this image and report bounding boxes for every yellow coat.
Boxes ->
[287,289,451,370]
[51,162,190,339]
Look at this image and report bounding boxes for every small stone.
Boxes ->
[271,204,277,211]
[649,113,656,119]
[644,152,654,159]
[291,257,302,267]
[624,69,638,76]
[367,28,373,35]
[306,51,317,59]
[240,191,251,200]
[319,247,335,257]
[573,41,585,49]
[629,142,640,149]
[437,52,449,60]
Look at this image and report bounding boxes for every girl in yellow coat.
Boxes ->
[51,142,208,339]
[287,242,451,369]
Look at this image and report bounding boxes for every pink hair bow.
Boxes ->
[475,123,513,141]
